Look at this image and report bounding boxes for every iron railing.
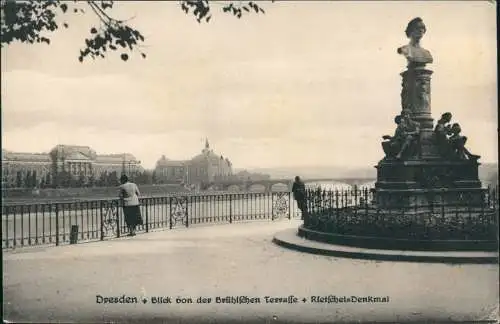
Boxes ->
[303,186,499,240]
[2,191,300,249]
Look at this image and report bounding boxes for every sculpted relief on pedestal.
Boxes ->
[415,78,430,113]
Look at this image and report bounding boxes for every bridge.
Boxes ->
[203,177,376,192]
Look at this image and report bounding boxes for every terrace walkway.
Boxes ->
[3,220,499,323]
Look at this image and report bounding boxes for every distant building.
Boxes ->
[231,170,271,182]
[189,139,233,184]
[154,139,233,186]
[50,145,142,179]
[155,156,187,184]
[1,149,51,188]
[2,145,143,188]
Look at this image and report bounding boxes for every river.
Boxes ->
[2,193,302,249]
[2,181,374,249]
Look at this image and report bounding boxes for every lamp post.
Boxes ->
[184,167,190,188]
[121,153,126,177]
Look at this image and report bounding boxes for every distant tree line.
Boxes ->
[4,170,161,189]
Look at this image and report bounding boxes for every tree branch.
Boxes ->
[87,1,112,27]
[88,1,117,23]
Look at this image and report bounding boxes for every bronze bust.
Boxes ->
[397,17,433,68]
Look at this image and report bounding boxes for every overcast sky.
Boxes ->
[1,1,497,169]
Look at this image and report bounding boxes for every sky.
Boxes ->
[1,1,497,170]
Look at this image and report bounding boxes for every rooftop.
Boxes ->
[2,150,51,162]
[156,155,186,167]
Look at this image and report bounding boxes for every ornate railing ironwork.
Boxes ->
[303,186,499,241]
[272,192,290,220]
[1,191,298,249]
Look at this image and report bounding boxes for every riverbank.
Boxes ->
[1,184,188,203]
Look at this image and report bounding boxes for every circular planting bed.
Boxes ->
[275,187,499,263]
[300,206,498,251]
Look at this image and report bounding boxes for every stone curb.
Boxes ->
[297,225,499,252]
[273,229,499,264]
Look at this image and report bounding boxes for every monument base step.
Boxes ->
[273,229,498,264]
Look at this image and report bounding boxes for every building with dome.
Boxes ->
[2,145,142,188]
[154,139,233,186]
[49,145,142,180]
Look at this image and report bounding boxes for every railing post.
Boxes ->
[364,188,368,218]
[100,200,104,241]
[4,206,9,248]
[494,187,499,229]
[487,185,491,207]
[335,190,339,218]
[480,189,485,218]
[354,187,358,217]
[493,186,497,209]
[12,206,16,248]
[229,194,233,224]
[115,200,120,238]
[116,201,121,238]
[169,197,173,229]
[185,197,189,228]
[70,225,78,244]
[440,190,445,224]
[55,203,60,246]
[145,200,149,233]
[288,191,292,220]
[271,192,274,221]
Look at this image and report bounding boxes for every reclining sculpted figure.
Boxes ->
[382,115,404,158]
[433,112,453,158]
[448,123,480,161]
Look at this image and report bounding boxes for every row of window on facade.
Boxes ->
[2,141,233,188]
[1,161,230,188]
[1,162,142,188]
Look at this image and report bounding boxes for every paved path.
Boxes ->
[3,220,499,323]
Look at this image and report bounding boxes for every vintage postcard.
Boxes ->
[2,1,498,323]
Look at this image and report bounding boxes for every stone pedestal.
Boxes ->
[401,68,440,159]
[401,68,433,126]
[374,158,485,209]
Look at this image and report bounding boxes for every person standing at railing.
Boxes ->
[119,174,143,236]
[292,176,307,221]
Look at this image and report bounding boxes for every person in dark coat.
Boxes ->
[292,176,307,220]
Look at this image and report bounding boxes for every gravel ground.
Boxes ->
[3,219,499,323]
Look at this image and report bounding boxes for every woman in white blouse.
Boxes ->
[119,174,143,236]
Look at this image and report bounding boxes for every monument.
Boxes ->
[375,17,485,209]
[277,17,497,260]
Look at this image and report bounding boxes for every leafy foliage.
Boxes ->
[1,0,272,62]
[180,0,268,22]
[1,0,59,46]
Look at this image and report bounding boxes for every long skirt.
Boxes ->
[123,205,143,228]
